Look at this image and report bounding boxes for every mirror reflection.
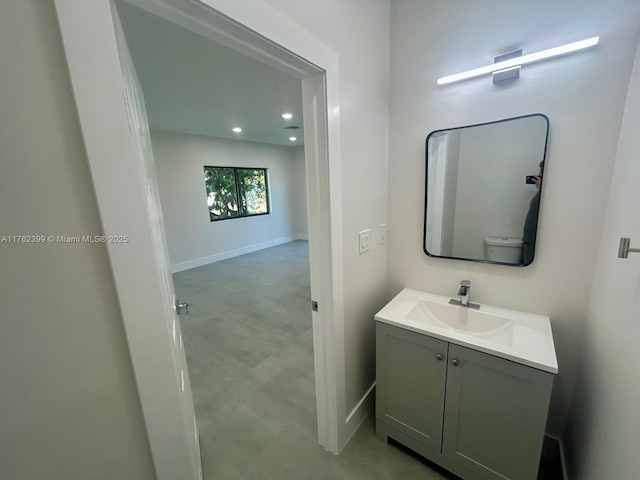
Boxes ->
[424,114,549,266]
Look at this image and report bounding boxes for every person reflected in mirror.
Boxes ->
[522,161,544,265]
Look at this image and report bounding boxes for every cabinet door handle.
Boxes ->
[435,354,443,361]
[451,359,459,367]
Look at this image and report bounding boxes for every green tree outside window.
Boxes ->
[204,166,269,221]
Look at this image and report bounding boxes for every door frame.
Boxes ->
[55,0,346,477]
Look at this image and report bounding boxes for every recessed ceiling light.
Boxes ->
[289,136,297,142]
[232,127,242,133]
[282,113,293,120]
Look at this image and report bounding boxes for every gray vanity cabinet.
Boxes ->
[376,322,554,480]
[375,322,448,453]
[443,343,554,479]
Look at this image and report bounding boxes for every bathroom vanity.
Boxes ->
[375,288,558,480]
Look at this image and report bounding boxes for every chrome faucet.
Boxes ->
[449,279,480,309]
[458,280,471,306]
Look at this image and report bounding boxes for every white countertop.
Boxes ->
[375,288,558,374]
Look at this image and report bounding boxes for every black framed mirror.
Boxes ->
[424,114,549,266]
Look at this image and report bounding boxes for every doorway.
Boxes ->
[55,0,345,477]
[117,2,316,472]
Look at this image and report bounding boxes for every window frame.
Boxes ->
[203,165,270,222]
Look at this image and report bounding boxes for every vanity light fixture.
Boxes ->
[232,127,242,133]
[437,36,600,85]
[282,113,293,120]
[289,136,297,142]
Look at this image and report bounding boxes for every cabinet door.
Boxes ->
[376,322,448,453]
[443,344,554,480]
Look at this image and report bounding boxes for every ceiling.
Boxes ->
[117,1,304,147]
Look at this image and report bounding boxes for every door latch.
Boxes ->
[311,301,319,312]
[176,299,190,315]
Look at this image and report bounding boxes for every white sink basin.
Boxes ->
[375,288,558,373]
[407,300,512,334]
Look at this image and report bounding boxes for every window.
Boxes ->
[204,166,269,221]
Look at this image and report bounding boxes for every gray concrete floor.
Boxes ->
[173,241,455,480]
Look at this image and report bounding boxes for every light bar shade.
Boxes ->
[437,36,599,85]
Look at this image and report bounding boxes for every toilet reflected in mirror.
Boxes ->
[424,114,549,266]
[483,237,523,263]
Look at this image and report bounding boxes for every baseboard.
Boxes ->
[341,382,376,452]
[170,235,308,273]
[543,434,569,480]
[541,434,559,461]
[558,435,569,480]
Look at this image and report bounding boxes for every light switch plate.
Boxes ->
[379,224,387,244]
[359,229,371,254]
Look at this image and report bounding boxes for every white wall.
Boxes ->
[564,37,640,479]
[0,1,155,478]
[151,130,307,271]
[388,0,640,437]
[262,0,390,413]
